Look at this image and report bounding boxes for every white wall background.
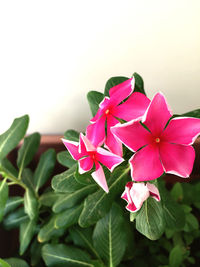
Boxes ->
[0,0,200,134]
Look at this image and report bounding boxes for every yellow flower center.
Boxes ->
[155,137,160,143]
[105,109,110,115]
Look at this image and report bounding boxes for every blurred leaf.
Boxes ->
[55,204,83,229]
[53,184,97,213]
[64,129,79,142]
[17,132,40,177]
[87,91,104,117]
[42,243,93,267]
[57,151,76,168]
[4,258,29,267]
[0,179,9,222]
[24,188,38,220]
[0,115,29,161]
[30,238,43,267]
[93,203,127,267]
[52,165,82,193]
[39,191,63,207]
[132,72,146,95]
[0,158,18,178]
[182,109,200,118]
[104,76,129,96]
[3,207,28,230]
[136,198,164,240]
[21,168,35,192]
[4,197,23,216]
[33,149,56,192]
[170,183,183,202]
[169,245,183,267]
[20,218,36,255]
[0,258,10,267]
[183,213,199,232]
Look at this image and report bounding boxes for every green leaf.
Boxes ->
[79,166,129,227]
[3,207,28,229]
[42,243,93,267]
[57,151,76,168]
[183,213,199,232]
[70,226,101,261]
[0,259,10,267]
[39,191,63,207]
[0,115,29,161]
[17,132,40,178]
[93,203,127,267]
[75,167,95,185]
[181,108,200,118]
[21,168,35,192]
[87,91,104,117]
[0,158,18,178]
[64,129,79,141]
[132,72,146,95]
[19,218,36,255]
[104,76,129,96]
[4,258,29,267]
[30,238,43,267]
[136,198,164,240]
[170,183,183,202]
[33,149,56,192]
[24,188,38,220]
[4,196,23,216]
[169,245,183,267]
[52,165,82,193]
[38,216,65,243]
[0,179,9,222]
[55,204,83,229]
[53,184,97,213]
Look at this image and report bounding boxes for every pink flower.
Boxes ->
[112,92,200,181]
[86,77,150,156]
[121,181,160,212]
[62,133,124,193]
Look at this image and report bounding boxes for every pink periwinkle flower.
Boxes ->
[62,133,124,193]
[121,181,160,212]
[112,92,200,181]
[86,77,150,157]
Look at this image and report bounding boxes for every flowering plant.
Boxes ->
[0,73,200,267]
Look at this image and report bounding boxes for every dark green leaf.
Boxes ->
[39,191,63,207]
[0,115,29,161]
[136,198,164,240]
[33,149,56,192]
[20,218,36,255]
[87,91,104,117]
[170,183,183,202]
[0,158,18,178]
[0,179,9,222]
[3,207,28,230]
[55,204,83,229]
[53,184,97,213]
[57,151,76,168]
[42,243,93,267]
[64,129,79,142]
[132,72,146,95]
[93,203,127,267]
[181,109,200,118]
[17,132,40,178]
[183,213,199,232]
[4,258,29,267]
[4,196,23,215]
[75,167,95,185]
[21,168,35,192]
[104,77,129,96]
[30,238,43,267]
[24,188,38,220]
[169,245,183,267]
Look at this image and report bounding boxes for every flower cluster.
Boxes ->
[62,77,200,212]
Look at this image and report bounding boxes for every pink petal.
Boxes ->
[146,182,160,201]
[79,133,96,152]
[113,92,150,121]
[62,138,82,160]
[105,116,123,156]
[129,144,164,181]
[86,116,106,147]
[126,202,138,212]
[92,162,109,193]
[96,147,124,172]
[129,182,150,210]
[78,157,94,174]
[111,119,152,152]
[121,183,138,212]
[90,97,110,123]
[109,78,135,106]
[159,142,195,178]
[142,92,172,135]
[162,117,200,145]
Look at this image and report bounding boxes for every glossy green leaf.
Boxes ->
[104,76,129,96]
[52,165,82,193]
[79,166,129,227]
[39,191,63,207]
[4,197,23,215]
[30,238,43,267]
[93,204,127,267]
[0,258,10,267]
[38,216,65,243]
[33,149,56,192]
[42,243,93,267]
[20,218,36,255]
[24,188,38,220]
[4,258,29,267]
[0,158,18,178]
[0,115,29,161]
[57,151,76,168]
[132,72,146,95]
[75,167,95,185]
[3,207,28,230]
[0,179,9,222]
[21,168,35,191]
[55,204,83,229]
[53,184,97,213]
[17,132,40,177]
[169,245,183,267]
[87,91,104,117]
[182,108,200,118]
[136,198,164,240]
[64,129,79,141]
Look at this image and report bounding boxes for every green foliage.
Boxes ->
[64,129,79,141]
[19,218,36,255]
[169,245,183,267]
[0,258,10,267]
[132,72,146,95]
[24,188,38,220]
[57,150,76,168]
[4,197,23,216]
[0,179,9,222]
[87,91,104,117]
[3,258,29,267]
[104,76,129,96]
